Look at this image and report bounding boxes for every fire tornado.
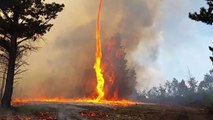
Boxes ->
[12,0,138,106]
[94,0,104,101]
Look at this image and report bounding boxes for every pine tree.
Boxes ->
[102,34,137,99]
[0,0,64,108]
[189,0,213,63]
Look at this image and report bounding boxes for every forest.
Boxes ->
[138,69,213,107]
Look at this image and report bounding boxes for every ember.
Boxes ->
[80,111,103,117]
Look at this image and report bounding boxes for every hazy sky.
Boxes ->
[17,0,213,97]
[157,0,213,81]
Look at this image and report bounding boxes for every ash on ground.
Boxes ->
[0,102,212,120]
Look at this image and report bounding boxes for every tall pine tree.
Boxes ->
[0,0,64,108]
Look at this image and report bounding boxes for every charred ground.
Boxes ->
[0,102,212,120]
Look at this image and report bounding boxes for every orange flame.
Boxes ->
[94,0,104,101]
[11,0,140,106]
[12,98,138,106]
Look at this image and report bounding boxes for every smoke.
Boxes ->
[17,0,165,98]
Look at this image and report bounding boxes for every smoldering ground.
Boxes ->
[16,0,165,99]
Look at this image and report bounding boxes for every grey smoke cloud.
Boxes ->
[17,0,165,98]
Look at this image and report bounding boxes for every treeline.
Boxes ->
[138,70,213,106]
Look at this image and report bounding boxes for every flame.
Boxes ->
[12,98,138,106]
[11,0,140,107]
[94,0,104,101]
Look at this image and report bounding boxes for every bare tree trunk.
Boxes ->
[1,35,17,108]
[0,68,6,99]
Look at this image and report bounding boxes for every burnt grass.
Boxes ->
[79,104,213,120]
[0,104,57,119]
[0,103,213,120]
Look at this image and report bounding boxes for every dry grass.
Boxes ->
[0,103,212,120]
[0,104,57,119]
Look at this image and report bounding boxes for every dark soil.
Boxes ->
[0,103,212,120]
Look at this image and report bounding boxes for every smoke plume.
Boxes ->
[17,0,165,99]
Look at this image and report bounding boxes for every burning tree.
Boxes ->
[102,34,137,100]
[0,0,64,108]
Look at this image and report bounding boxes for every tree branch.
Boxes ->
[14,69,27,76]
[0,9,13,23]
[0,38,10,52]
[17,18,51,45]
